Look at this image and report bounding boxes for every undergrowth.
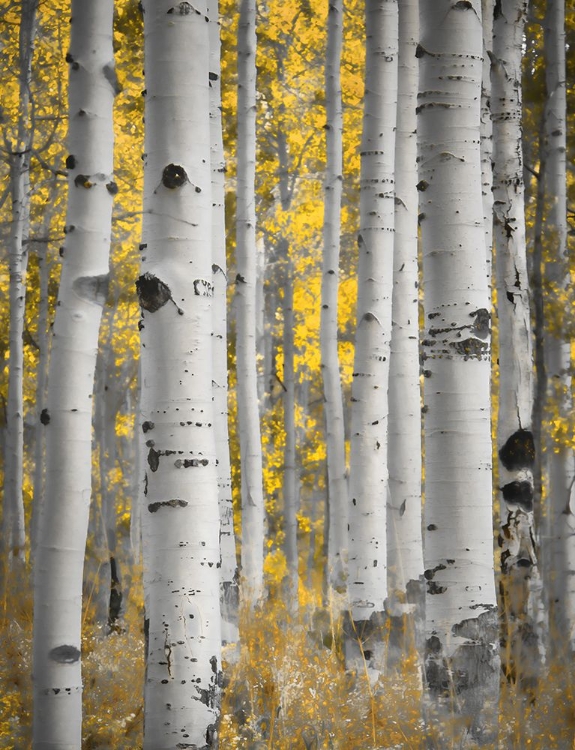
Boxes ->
[0,572,574,748]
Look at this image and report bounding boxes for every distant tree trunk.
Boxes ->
[138,1,221,746]
[236,0,265,606]
[347,0,397,673]
[543,0,575,652]
[32,2,116,746]
[492,0,541,695]
[30,194,58,559]
[3,0,39,568]
[209,0,239,643]
[321,0,348,595]
[387,0,423,665]
[419,1,499,744]
[282,253,299,611]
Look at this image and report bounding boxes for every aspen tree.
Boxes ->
[321,0,348,594]
[137,1,222,746]
[209,0,239,642]
[348,0,397,669]
[236,0,265,605]
[387,0,424,660]
[419,1,499,742]
[480,0,493,266]
[492,0,541,692]
[282,253,299,610]
[543,0,575,650]
[32,2,116,745]
[4,0,38,567]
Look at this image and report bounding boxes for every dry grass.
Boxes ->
[0,573,574,748]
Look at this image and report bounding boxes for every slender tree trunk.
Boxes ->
[32,2,116,745]
[3,0,39,568]
[481,0,494,267]
[387,0,424,666]
[492,0,541,695]
[30,194,58,559]
[209,0,239,643]
[321,0,347,595]
[236,0,265,606]
[138,2,221,746]
[347,0,398,673]
[419,2,499,744]
[282,253,299,611]
[543,0,575,652]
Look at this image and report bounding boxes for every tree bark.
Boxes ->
[542,0,575,653]
[347,0,398,673]
[138,1,222,746]
[32,2,116,745]
[321,0,348,595]
[209,0,239,643]
[491,0,541,695]
[419,1,499,744]
[236,0,265,606]
[387,0,424,666]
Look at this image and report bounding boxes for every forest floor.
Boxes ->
[1,576,574,749]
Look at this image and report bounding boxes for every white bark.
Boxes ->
[491,0,540,692]
[138,2,221,746]
[348,0,397,640]
[209,0,239,642]
[32,2,115,746]
[4,0,38,566]
[387,0,423,657]
[481,0,494,267]
[282,255,299,610]
[236,0,265,605]
[419,1,499,743]
[321,0,348,594]
[543,0,575,651]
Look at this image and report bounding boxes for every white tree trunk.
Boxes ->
[347,0,397,666]
[138,2,221,746]
[320,0,348,595]
[236,0,265,606]
[32,2,115,746]
[419,1,499,743]
[209,0,239,643]
[480,0,494,267]
[4,0,38,567]
[282,255,299,611]
[543,0,575,651]
[491,0,540,693]
[387,0,424,662]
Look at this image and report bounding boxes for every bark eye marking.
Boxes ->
[148,447,160,472]
[74,174,92,189]
[136,273,173,313]
[40,408,50,425]
[49,645,80,663]
[65,154,76,169]
[106,181,118,195]
[193,279,214,297]
[162,163,188,189]
[167,1,197,14]
[142,421,155,433]
[470,307,490,338]
[499,430,535,471]
[73,274,109,306]
[501,481,533,511]
[148,499,189,513]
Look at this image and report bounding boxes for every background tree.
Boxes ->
[347,0,398,672]
[236,0,265,606]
